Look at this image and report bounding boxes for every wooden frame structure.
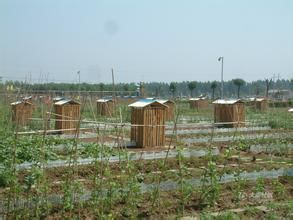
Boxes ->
[246,98,256,107]
[97,99,114,117]
[54,99,80,133]
[255,98,268,112]
[157,99,175,120]
[189,97,209,110]
[41,95,52,106]
[129,100,167,148]
[11,100,33,125]
[213,99,245,128]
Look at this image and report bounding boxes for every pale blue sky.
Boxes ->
[0,0,292,83]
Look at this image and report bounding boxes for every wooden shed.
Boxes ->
[189,97,209,110]
[97,99,114,117]
[128,100,168,148]
[11,100,33,125]
[54,99,80,132]
[157,99,175,120]
[246,97,256,107]
[254,98,268,112]
[213,99,245,128]
[42,95,52,106]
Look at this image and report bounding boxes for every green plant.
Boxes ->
[272,179,285,200]
[254,177,265,195]
[176,147,192,216]
[200,150,220,207]
[62,182,74,212]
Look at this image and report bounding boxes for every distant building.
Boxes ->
[268,90,293,100]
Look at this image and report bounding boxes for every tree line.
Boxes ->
[1,78,292,99]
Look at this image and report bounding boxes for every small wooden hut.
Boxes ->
[97,99,114,117]
[189,97,209,110]
[255,98,268,112]
[11,100,33,125]
[129,99,168,148]
[246,97,256,107]
[213,99,245,128]
[54,99,80,132]
[157,100,175,120]
[42,95,52,106]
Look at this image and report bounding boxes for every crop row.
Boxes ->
[1,167,292,213]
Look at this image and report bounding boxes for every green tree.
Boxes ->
[232,78,245,98]
[187,81,197,97]
[121,84,130,96]
[99,83,105,91]
[129,83,137,91]
[210,81,217,100]
[123,84,129,92]
[169,82,177,98]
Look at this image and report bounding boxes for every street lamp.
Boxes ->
[218,56,224,98]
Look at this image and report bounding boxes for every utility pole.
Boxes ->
[272,73,276,98]
[77,71,80,99]
[111,68,116,102]
[218,56,224,98]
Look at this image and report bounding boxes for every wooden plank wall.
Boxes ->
[190,100,209,110]
[131,105,166,147]
[97,102,114,117]
[214,103,245,128]
[255,100,268,112]
[165,102,175,121]
[233,103,245,127]
[12,103,33,126]
[55,104,80,133]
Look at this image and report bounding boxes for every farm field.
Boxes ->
[0,96,292,219]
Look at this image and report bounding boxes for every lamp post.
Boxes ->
[218,56,224,98]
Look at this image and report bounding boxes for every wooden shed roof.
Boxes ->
[11,100,33,105]
[247,97,256,102]
[23,96,32,101]
[255,98,266,102]
[97,99,113,103]
[156,99,175,104]
[54,99,80,106]
[189,97,207,101]
[128,99,168,108]
[141,98,174,104]
[212,99,243,104]
[53,97,64,102]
